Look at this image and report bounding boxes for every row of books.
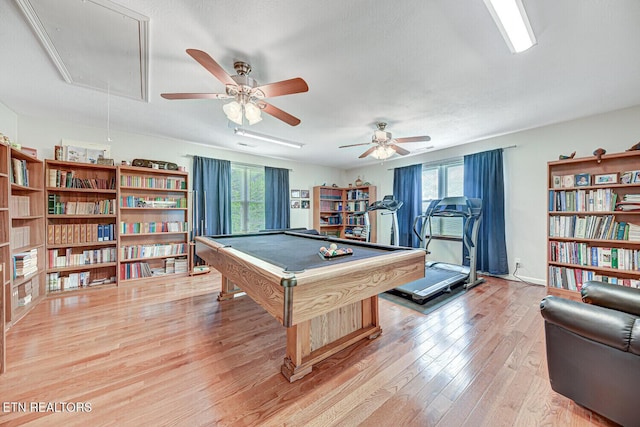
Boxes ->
[346,200,368,212]
[345,214,367,225]
[549,215,640,241]
[13,249,38,278]
[47,247,117,268]
[120,243,188,260]
[47,272,116,291]
[549,188,617,212]
[346,189,369,200]
[10,158,30,187]
[162,257,188,274]
[120,175,186,190]
[615,193,640,211]
[47,195,116,215]
[10,226,30,249]
[319,215,342,225]
[320,200,343,212]
[549,241,640,271]
[47,223,116,245]
[10,195,30,217]
[548,265,640,291]
[120,262,153,279]
[119,196,187,208]
[47,169,116,189]
[120,221,188,234]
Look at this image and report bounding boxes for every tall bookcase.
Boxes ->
[0,143,8,373]
[547,150,640,300]
[118,166,190,283]
[45,160,118,292]
[312,185,377,242]
[7,147,45,325]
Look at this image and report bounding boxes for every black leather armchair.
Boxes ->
[540,281,640,427]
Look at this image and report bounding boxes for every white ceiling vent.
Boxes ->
[16,0,149,101]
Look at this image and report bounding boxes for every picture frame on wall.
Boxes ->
[291,189,300,199]
[594,173,618,185]
[301,200,310,209]
[300,190,309,199]
[290,200,300,209]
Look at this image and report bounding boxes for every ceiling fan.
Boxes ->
[161,49,309,126]
[339,122,431,160]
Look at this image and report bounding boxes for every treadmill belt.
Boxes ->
[394,266,468,302]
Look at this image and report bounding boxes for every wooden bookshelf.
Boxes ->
[7,147,45,326]
[45,160,118,292]
[547,150,640,300]
[312,185,377,242]
[117,166,190,283]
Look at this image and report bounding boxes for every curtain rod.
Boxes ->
[182,154,293,171]
[386,145,517,171]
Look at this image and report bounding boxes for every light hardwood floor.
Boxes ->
[0,273,618,426]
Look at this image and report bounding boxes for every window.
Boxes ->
[421,160,464,237]
[231,164,265,233]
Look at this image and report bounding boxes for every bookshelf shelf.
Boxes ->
[45,159,118,293]
[313,185,377,242]
[547,150,640,299]
[5,147,46,329]
[117,166,190,284]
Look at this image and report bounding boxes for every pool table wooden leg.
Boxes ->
[217,276,244,301]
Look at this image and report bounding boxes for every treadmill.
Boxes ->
[392,196,484,304]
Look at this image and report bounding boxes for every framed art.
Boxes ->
[620,171,634,184]
[290,200,300,209]
[574,173,590,187]
[594,173,618,185]
[301,200,310,209]
[562,175,575,188]
[634,171,640,183]
[300,190,310,199]
[290,189,300,199]
[552,176,562,188]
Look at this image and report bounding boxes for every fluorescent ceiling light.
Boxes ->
[484,0,536,53]
[234,128,303,149]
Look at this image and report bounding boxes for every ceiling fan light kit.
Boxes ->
[161,50,308,126]
[339,122,431,160]
[370,146,395,160]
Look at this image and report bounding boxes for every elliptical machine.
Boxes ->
[392,196,484,304]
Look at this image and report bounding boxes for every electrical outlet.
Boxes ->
[515,257,521,267]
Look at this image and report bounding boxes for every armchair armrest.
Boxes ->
[540,295,636,352]
[581,281,640,317]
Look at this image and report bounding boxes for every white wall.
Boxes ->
[3,103,639,284]
[346,105,640,284]
[9,113,347,230]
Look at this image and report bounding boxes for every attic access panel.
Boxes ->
[16,0,149,101]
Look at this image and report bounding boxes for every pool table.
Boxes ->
[195,230,425,382]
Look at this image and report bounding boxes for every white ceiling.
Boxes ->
[1,0,640,169]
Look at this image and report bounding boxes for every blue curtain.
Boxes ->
[463,149,508,275]
[192,156,231,235]
[264,166,290,230]
[393,164,422,247]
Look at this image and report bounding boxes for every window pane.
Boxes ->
[231,164,265,233]
[446,164,464,197]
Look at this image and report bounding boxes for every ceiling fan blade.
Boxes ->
[186,49,236,86]
[256,78,309,98]
[359,146,377,158]
[161,92,232,100]
[390,144,410,155]
[394,135,431,143]
[339,142,372,148]
[261,102,301,126]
